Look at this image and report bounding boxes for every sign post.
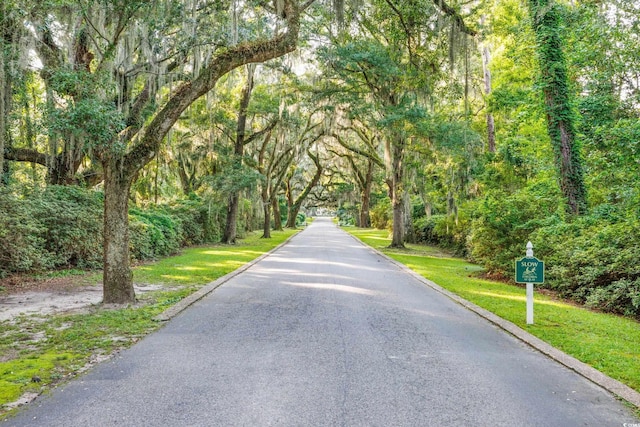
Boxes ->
[515,242,544,325]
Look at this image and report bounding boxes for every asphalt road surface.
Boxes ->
[5,218,639,426]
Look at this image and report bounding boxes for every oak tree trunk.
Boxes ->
[223,65,255,244]
[262,188,272,238]
[388,137,405,248]
[285,202,302,229]
[102,158,135,304]
[359,159,373,228]
[0,53,6,185]
[285,150,322,228]
[224,193,241,243]
[403,193,415,244]
[272,196,283,231]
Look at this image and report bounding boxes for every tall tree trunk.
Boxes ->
[272,195,283,231]
[388,137,405,248]
[223,65,255,244]
[224,193,241,243]
[0,11,16,186]
[261,187,271,238]
[529,0,587,215]
[285,202,302,228]
[403,193,415,244]
[102,158,135,304]
[359,158,373,228]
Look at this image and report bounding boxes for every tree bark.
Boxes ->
[261,187,272,239]
[386,135,405,248]
[272,196,283,231]
[0,52,6,185]
[3,145,87,186]
[0,20,15,185]
[223,65,256,244]
[403,191,415,244]
[102,157,135,304]
[359,158,373,228]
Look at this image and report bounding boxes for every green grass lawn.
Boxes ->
[133,230,296,286]
[0,229,297,417]
[346,227,640,396]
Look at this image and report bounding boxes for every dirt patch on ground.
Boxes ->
[0,273,166,322]
[0,272,181,417]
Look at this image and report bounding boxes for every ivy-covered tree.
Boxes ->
[528,0,587,215]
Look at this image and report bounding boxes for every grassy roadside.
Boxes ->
[0,229,297,418]
[345,227,640,398]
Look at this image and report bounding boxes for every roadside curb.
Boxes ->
[152,231,301,322]
[346,232,640,410]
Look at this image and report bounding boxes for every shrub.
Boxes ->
[585,279,640,318]
[532,217,640,318]
[166,197,206,246]
[413,213,471,256]
[35,186,104,269]
[467,181,562,274]
[0,186,230,275]
[295,212,306,227]
[129,207,181,260]
[0,189,51,275]
[413,216,438,245]
[336,204,356,226]
[0,186,104,276]
[370,197,391,230]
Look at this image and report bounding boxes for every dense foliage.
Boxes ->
[0,187,233,277]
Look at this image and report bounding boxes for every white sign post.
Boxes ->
[515,242,544,325]
[525,242,534,324]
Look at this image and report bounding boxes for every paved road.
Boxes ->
[5,218,638,426]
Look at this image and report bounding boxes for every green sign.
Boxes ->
[515,256,545,284]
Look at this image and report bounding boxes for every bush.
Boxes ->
[532,217,640,318]
[36,186,104,269]
[0,186,230,276]
[585,279,640,318]
[129,206,184,261]
[467,181,562,274]
[370,198,391,230]
[336,204,356,226]
[0,189,51,275]
[0,186,104,276]
[166,197,206,245]
[413,213,471,256]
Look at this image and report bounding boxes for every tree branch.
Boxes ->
[123,0,304,177]
[4,147,48,166]
[433,0,477,36]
